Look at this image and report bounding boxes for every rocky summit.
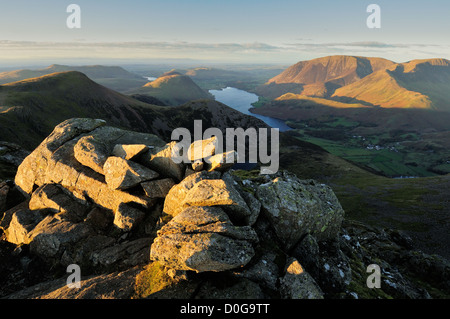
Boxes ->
[0,118,449,299]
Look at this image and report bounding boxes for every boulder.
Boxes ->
[292,234,352,294]
[103,157,159,190]
[256,172,344,250]
[113,203,146,231]
[279,258,324,299]
[141,178,176,199]
[187,136,218,162]
[191,160,204,172]
[15,118,107,194]
[139,141,186,182]
[29,184,91,223]
[112,144,149,160]
[150,206,257,272]
[4,267,143,299]
[206,150,238,172]
[236,252,280,291]
[74,135,110,175]
[90,238,152,270]
[4,208,45,245]
[74,127,165,176]
[15,122,154,214]
[163,171,251,222]
[28,215,93,259]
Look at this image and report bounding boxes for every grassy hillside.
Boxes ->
[258,55,395,98]
[257,56,450,112]
[275,133,450,259]
[129,71,213,106]
[333,67,433,109]
[0,64,147,93]
[0,71,163,149]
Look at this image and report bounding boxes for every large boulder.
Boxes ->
[3,207,45,245]
[150,206,257,272]
[15,118,107,194]
[14,119,162,214]
[256,171,344,250]
[29,184,91,223]
[27,215,94,259]
[141,178,176,199]
[163,171,251,222]
[73,126,165,175]
[279,258,324,299]
[139,141,186,182]
[103,157,159,190]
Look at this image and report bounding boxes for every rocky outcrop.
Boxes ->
[256,172,344,250]
[1,118,449,300]
[150,206,258,272]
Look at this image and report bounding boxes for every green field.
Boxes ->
[286,117,446,178]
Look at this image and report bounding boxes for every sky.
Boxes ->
[0,0,449,66]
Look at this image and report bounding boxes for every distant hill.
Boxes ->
[0,64,147,92]
[0,71,162,149]
[257,55,395,98]
[256,55,450,111]
[0,71,265,150]
[333,58,450,111]
[129,70,214,106]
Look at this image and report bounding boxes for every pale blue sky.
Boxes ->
[0,0,449,64]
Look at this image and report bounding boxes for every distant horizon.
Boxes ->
[1,0,450,66]
[1,54,450,71]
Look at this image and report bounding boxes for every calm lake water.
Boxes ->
[209,87,291,132]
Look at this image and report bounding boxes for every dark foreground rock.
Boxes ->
[1,118,449,300]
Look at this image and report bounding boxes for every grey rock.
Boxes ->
[292,234,351,294]
[113,203,146,231]
[29,184,91,223]
[206,150,238,172]
[15,118,107,194]
[195,278,264,299]
[74,135,110,175]
[187,136,218,162]
[150,206,256,272]
[4,208,45,245]
[163,171,251,222]
[192,160,204,172]
[4,267,143,299]
[279,258,324,299]
[28,215,93,259]
[90,238,152,270]
[139,141,186,182]
[256,172,344,250]
[141,178,176,199]
[236,252,279,290]
[112,144,149,160]
[103,156,159,190]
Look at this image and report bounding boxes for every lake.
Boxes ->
[209,87,291,132]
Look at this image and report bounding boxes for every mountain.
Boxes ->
[333,58,450,111]
[129,70,214,106]
[257,55,450,111]
[257,55,395,98]
[0,71,163,149]
[0,64,147,92]
[0,71,265,150]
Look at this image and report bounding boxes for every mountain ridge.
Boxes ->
[129,70,214,106]
[258,55,450,111]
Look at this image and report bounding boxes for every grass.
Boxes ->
[132,262,173,298]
